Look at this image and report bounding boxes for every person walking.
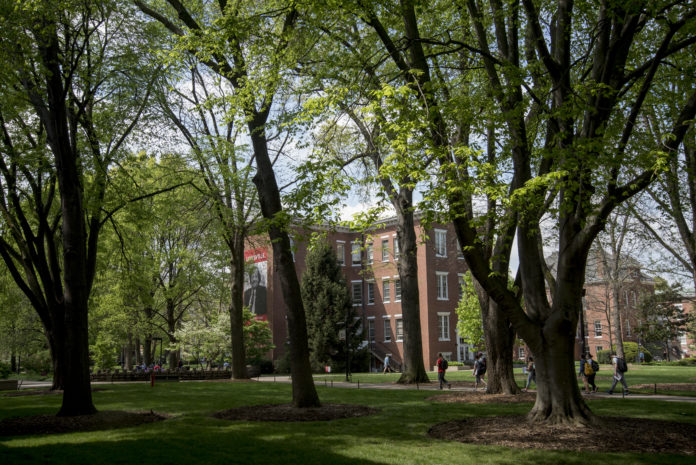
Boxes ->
[522,356,535,392]
[607,353,629,395]
[383,355,391,374]
[473,352,487,391]
[585,353,598,393]
[579,354,590,393]
[436,353,451,389]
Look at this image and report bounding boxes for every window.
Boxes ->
[382,280,391,303]
[368,319,375,342]
[352,281,362,306]
[394,278,401,301]
[518,347,526,359]
[594,320,602,337]
[381,238,389,261]
[435,229,447,257]
[367,282,375,305]
[596,346,603,354]
[393,236,400,259]
[436,272,449,300]
[366,243,373,265]
[438,313,450,341]
[351,242,361,266]
[383,318,392,342]
[396,318,403,341]
[456,239,464,259]
[337,242,345,266]
[458,274,465,300]
[679,333,687,346]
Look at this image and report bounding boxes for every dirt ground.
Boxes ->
[427,390,696,456]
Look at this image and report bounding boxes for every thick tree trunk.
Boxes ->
[481,297,520,394]
[250,120,319,408]
[229,243,248,379]
[396,209,429,384]
[124,333,133,371]
[528,331,593,425]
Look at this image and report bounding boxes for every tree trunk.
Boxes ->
[528,332,593,425]
[143,336,152,366]
[396,208,429,384]
[134,337,141,365]
[124,333,133,371]
[229,242,248,379]
[480,296,520,394]
[612,286,625,359]
[250,120,319,408]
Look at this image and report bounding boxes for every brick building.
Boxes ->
[571,250,655,359]
[244,217,476,371]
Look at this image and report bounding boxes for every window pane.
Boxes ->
[351,242,361,265]
[367,282,375,304]
[383,319,391,341]
[352,282,362,305]
[383,281,391,303]
[396,319,403,341]
[337,243,345,265]
[394,279,401,301]
[382,239,389,261]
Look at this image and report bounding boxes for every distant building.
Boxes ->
[245,217,476,371]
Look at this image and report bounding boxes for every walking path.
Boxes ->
[14,377,696,403]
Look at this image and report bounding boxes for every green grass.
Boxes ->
[311,363,696,396]
[1,377,695,464]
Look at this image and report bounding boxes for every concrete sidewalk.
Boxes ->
[13,377,696,403]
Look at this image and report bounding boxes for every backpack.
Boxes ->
[617,357,628,373]
[477,358,487,375]
[591,360,599,372]
[441,359,448,370]
[583,360,594,375]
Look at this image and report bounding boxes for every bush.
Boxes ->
[598,343,651,364]
[22,351,52,374]
[0,362,11,379]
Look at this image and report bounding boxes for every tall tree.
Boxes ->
[0,0,158,415]
[443,0,696,424]
[156,62,262,379]
[136,0,320,407]
[301,239,358,372]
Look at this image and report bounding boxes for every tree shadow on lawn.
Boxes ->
[428,391,696,456]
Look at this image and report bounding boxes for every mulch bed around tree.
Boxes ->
[0,410,169,437]
[427,391,696,455]
[211,403,379,422]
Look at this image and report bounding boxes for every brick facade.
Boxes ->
[245,218,475,371]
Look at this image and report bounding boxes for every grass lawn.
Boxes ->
[1,375,695,465]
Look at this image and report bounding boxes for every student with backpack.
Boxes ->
[473,352,487,391]
[436,353,451,389]
[580,353,598,393]
[607,353,629,395]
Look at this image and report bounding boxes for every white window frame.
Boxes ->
[367,281,375,305]
[351,281,362,306]
[394,276,401,302]
[435,229,447,257]
[395,316,403,342]
[382,279,391,303]
[337,241,345,266]
[383,316,392,342]
[438,312,450,341]
[594,320,602,337]
[381,237,390,262]
[436,272,449,300]
[367,317,376,342]
[393,234,400,260]
[366,243,373,265]
[351,242,361,266]
[518,346,525,359]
